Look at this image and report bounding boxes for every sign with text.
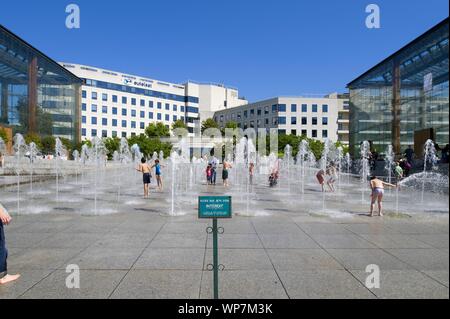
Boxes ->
[198,196,232,219]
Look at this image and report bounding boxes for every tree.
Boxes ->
[127,134,172,158]
[25,133,42,150]
[201,118,219,133]
[145,122,170,138]
[0,128,8,144]
[172,120,188,137]
[104,137,120,159]
[41,136,56,155]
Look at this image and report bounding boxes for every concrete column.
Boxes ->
[28,56,38,133]
[392,59,401,154]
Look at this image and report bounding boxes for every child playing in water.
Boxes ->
[136,157,152,198]
[0,203,20,285]
[151,159,165,191]
[206,164,213,185]
[326,165,337,192]
[249,162,255,185]
[369,175,397,217]
[222,161,232,187]
[316,169,326,192]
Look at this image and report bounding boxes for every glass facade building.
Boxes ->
[0,25,82,142]
[348,18,449,156]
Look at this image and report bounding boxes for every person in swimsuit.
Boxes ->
[152,159,165,191]
[249,162,255,185]
[136,157,152,198]
[326,165,337,192]
[369,175,396,217]
[316,169,326,192]
[222,161,232,187]
[206,164,213,185]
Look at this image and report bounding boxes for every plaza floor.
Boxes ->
[1,182,448,299]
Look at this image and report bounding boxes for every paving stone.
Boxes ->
[134,248,205,270]
[267,249,344,270]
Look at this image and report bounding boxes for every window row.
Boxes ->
[82,115,183,127]
[81,100,186,112]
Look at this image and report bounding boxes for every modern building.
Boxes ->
[62,63,246,140]
[0,25,82,143]
[213,94,350,143]
[348,18,449,156]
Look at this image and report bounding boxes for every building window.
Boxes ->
[112,107,118,115]
[291,117,297,125]
[291,104,297,112]
[92,92,97,100]
[122,120,127,128]
[278,104,286,112]
[272,105,277,113]
[157,102,162,109]
[278,117,286,125]
[272,118,278,126]
[122,109,127,116]
[102,118,108,126]
[244,110,248,118]
[264,106,269,114]
[102,130,108,138]
[140,111,145,118]
[322,130,328,138]
[91,104,97,112]
[180,105,185,112]
[102,106,108,114]
[322,104,328,113]
[131,110,137,117]
[140,99,145,107]
[165,103,170,110]
[131,121,136,129]
[292,129,297,136]
[112,119,118,127]
[122,97,127,104]
[312,130,317,138]
[82,90,87,98]
[173,115,177,122]
[250,109,255,116]
[131,98,136,106]
[165,114,170,121]
[157,113,162,120]
[82,103,87,111]
[301,129,307,137]
[92,129,97,137]
[149,112,154,119]
[322,117,328,125]
[278,129,286,135]
[102,93,108,101]
[82,116,86,124]
[257,108,262,116]
[312,104,318,112]
[265,118,269,125]
[302,117,307,125]
[173,105,177,111]
[149,101,154,108]
[91,117,97,125]
[312,117,318,125]
[82,128,86,137]
[302,104,307,112]
[112,95,118,103]
[122,132,127,138]
[140,122,145,129]
[112,131,117,138]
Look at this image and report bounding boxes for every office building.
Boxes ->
[0,25,82,142]
[213,94,349,143]
[348,18,449,156]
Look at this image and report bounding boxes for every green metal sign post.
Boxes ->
[198,196,232,299]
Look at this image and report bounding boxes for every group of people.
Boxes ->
[315,164,338,192]
[136,158,164,198]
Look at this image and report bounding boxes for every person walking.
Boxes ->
[0,203,20,285]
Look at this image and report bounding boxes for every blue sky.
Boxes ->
[1,0,448,101]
